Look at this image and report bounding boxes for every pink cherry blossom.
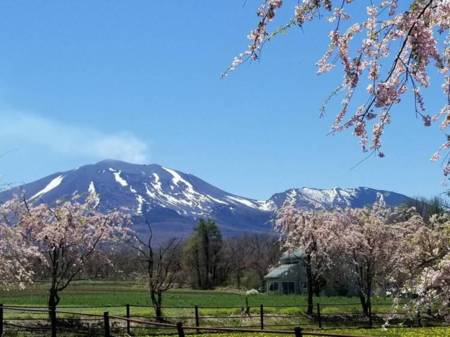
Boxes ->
[0,198,42,290]
[275,200,449,319]
[0,197,128,308]
[276,204,346,315]
[226,0,450,170]
[392,212,450,321]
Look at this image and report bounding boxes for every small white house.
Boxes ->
[264,250,306,294]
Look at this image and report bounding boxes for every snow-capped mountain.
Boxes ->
[0,160,413,239]
[264,187,411,211]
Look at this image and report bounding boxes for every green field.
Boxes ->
[0,280,397,319]
[0,281,448,337]
[0,280,394,310]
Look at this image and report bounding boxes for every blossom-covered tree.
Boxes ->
[276,205,344,315]
[8,199,127,319]
[276,201,425,317]
[275,198,449,319]
[394,212,450,321]
[337,203,419,317]
[227,0,450,171]
[0,200,40,290]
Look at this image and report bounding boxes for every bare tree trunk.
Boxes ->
[203,231,210,289]
[305,255,314,315]
[48,252,60,322]
[150,290,163,321]
[212,264,217,287]
[366,265,372,319]
[48,287,60,322]
[358,290,369,316]
[194,247,202,289]
[236,270,241,289]
[356,263,372,317]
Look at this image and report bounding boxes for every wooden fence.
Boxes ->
[0,303,445,337]
[120,302,432,330]
[0,304,375,337]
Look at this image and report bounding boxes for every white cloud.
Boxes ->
[0,112,150,163]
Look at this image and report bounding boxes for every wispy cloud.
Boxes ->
[0,112,150,163]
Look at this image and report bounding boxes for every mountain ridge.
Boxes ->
[0,160,414,238]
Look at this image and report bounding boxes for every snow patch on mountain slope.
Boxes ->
[163,167,198,197]
[299,188,344,207]
[145,179,199,212]
[206,195,228,205]
[272,187,380,210]
[376,192,385,204]
[159,167,220,211]
[136,195,145,214]
[257,200,276,211]
[145,183,156,199]
[151,173,163,192]
[30,175,64,200]
[163,167,186,186]
[286,189,298,204]
[226,196,259,209]
[88,181,100,208]
[111,170,128,187]
[119,168,255,213]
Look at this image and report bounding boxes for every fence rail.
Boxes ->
[0,303,447,337]
[0,304,378,337]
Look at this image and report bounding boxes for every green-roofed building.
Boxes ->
[264,250,307,295]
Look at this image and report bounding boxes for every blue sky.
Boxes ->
[0,1,447,200]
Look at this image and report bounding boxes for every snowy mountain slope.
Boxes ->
[264,187,411,211]
[0,160,413,239]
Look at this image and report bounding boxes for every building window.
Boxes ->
[269,282,279,291]
[282,282,295,294]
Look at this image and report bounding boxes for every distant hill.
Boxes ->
[0,160,413,239]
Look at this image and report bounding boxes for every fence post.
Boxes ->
[417,311,422,327]
[50,306,57,337]
[0,304,3,336]
[317,303,322,329]
[294,326,303,337]
[176,322,185,337]
[126,304,131,334]
[104,312,110,337]
[260,304,264,330]
[194,305,200,333]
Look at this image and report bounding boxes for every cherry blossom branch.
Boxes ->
[225,0,450,173]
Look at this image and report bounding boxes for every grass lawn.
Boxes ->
[0,280,397,321]
[0,280,394,310]
[1,281,447,337]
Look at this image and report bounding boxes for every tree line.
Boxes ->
[275,198,450,319]
[0,195,449,324]
[78,219,280,291]
[81,218,281,321]
[0,197,280,321]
